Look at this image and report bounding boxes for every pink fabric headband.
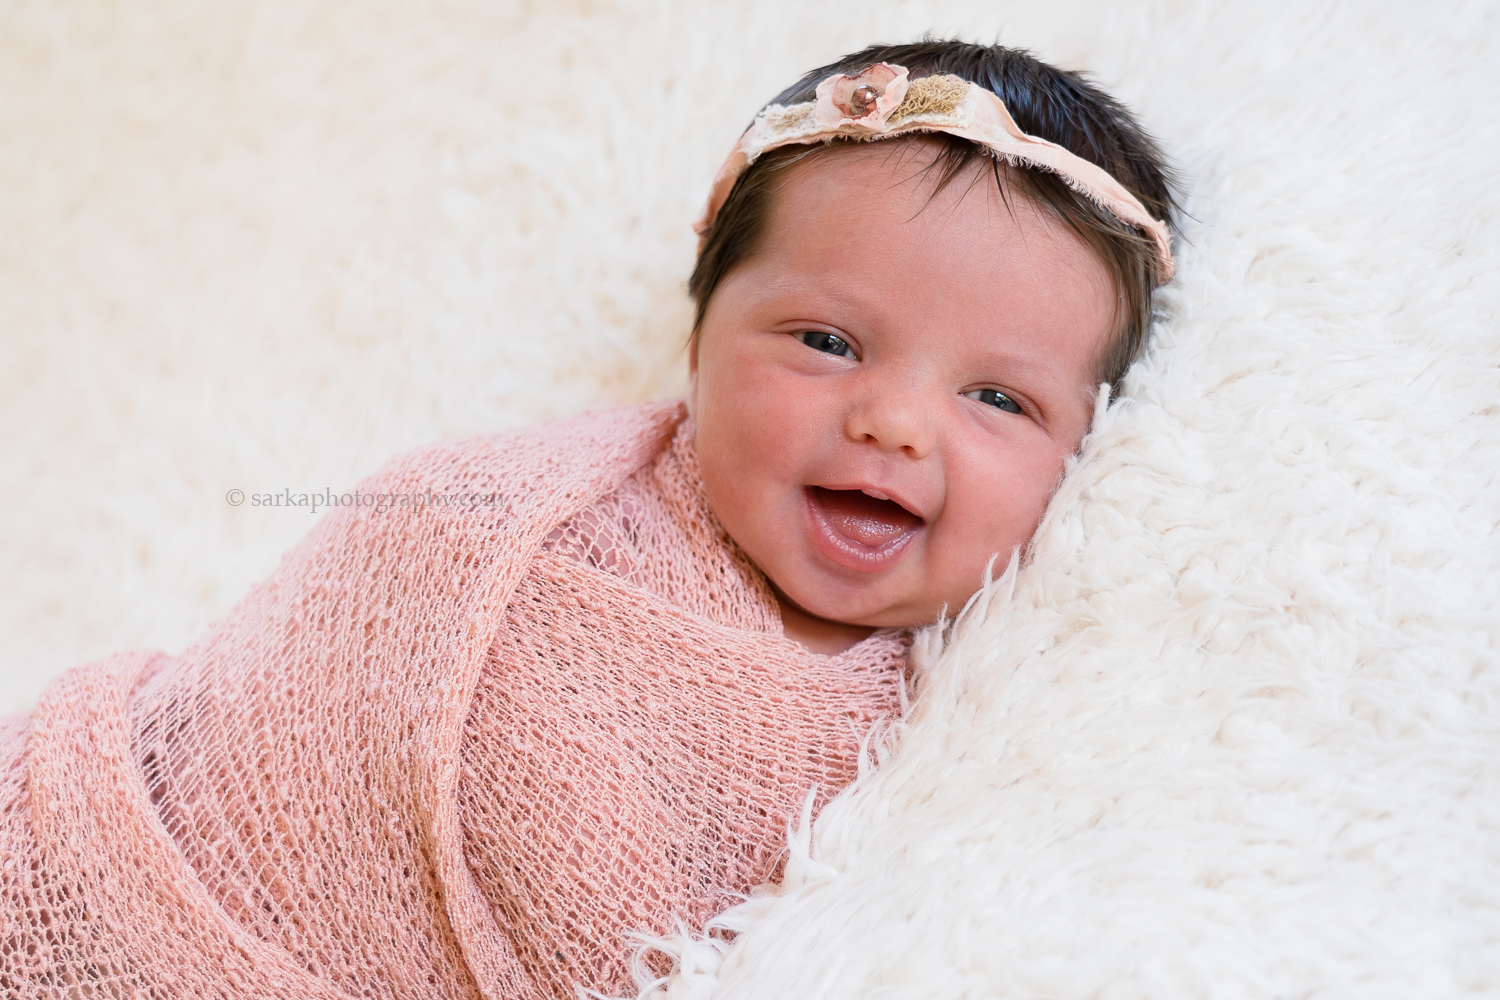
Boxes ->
[695,63,1175,282]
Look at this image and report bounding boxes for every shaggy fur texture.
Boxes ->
[2,1,1497,996]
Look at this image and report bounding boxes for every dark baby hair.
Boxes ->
[688,39,1179,387]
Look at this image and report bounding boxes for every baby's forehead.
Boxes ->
[768,136,1019,211]
[765,141,1093,263]
[765,160,1109,306]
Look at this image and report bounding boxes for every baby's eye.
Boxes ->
[798,331,853,357]
[963,388,1023,414]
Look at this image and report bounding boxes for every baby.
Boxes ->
[689,50,1172,655]
[0,39,1173,1000]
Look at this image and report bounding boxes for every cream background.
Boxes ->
[2,2,1497,996]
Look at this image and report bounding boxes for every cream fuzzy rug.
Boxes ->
[2,1,1497,997]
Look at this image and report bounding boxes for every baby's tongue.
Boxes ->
[812,487,922,547]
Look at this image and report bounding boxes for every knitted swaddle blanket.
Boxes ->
[0,401,908,999]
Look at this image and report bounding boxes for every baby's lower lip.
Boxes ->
[803,486,922,573]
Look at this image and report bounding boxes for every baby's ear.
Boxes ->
[684,334,699,419]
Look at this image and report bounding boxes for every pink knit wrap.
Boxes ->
[0,401,908,998]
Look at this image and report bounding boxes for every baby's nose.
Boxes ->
[843,393,937,459]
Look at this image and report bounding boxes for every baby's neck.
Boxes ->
[775,594,876,655]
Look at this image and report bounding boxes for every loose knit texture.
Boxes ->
[0,401,908,999]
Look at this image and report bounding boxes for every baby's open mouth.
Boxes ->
[807,486,924,549]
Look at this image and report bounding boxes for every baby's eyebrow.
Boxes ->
[760,273,868,308]
[961,345,1047,375]
[743,280,880,330]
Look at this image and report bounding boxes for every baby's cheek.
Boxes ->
[721,365,822,479]
[943,442,1061,565]
[697,388,798,536]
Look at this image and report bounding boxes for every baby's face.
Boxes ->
[691,143,1115,630]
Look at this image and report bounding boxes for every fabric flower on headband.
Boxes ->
[812,63,911,130]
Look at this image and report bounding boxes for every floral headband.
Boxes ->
[695,63,1175,282]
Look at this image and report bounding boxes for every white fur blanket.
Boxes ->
[2,1,1496,996]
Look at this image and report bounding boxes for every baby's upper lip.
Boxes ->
[810,481,929,523]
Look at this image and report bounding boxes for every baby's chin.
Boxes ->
[770,574,955,632]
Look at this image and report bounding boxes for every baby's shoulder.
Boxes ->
[363,399,686,504]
